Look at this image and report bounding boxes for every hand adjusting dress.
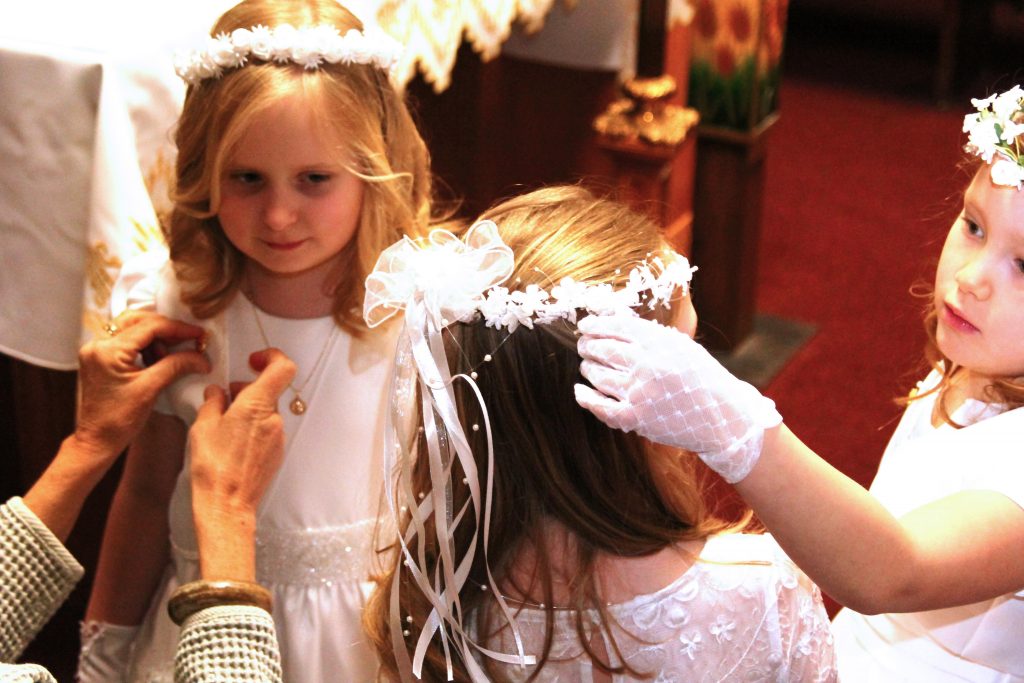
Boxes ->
[110,257,395,682]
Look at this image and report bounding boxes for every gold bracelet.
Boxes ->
[167,579,273,626]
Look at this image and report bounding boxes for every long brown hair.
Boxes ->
[365,186,748,681]
[167,0,431,334]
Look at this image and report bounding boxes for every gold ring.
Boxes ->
[103,322,120,337]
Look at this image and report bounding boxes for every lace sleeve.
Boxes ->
[0,498,83,663]
[774,556,837,682]
[174,605,282,683]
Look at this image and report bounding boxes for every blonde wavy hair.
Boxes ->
[908,160,1024,424]
[167,0,431,334]
[365,186,750,681]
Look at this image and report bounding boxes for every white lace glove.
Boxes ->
[574,314,782,483]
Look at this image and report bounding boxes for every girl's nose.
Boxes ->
[262,188,298,231]
[955,256,992,300]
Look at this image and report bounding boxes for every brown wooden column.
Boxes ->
[595,131,697,255]
[689,114,777,350]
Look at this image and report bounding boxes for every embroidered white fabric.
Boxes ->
[575,314,782,483]
[479,534,837,682]
[0,498,82,663]
[175,605,282,683]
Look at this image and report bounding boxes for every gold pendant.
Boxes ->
[289,395,307,415]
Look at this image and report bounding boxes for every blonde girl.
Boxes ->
[362,186,836,682]
[79,1,430,680]
[576,85,1024,680]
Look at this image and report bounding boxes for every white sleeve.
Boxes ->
[109,252,216,423]
[966,407,1024,513]
[109,249,171,317]
[109,251,181,417]
[174,605,282,683]
[0,498,83,663]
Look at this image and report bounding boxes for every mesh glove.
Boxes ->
[574,314,782,483]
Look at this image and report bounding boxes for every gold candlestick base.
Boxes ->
[594,75,698,147]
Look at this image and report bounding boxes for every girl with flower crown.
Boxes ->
[78,1,431,680]
[574,85,1024,681]
[361,186,837,682]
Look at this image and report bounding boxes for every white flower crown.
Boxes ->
[367,220,697,678]
[963,84,1024,189]
[363,221,697,333]
[174,23,403,86]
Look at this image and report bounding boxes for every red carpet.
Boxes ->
[749,79,970,613]
[758,80,967,488]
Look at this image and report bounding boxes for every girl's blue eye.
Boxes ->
[304,173,332,184]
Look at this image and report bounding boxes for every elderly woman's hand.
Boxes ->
[189,348,296,581]
[75,311,209,464]
[22,313,209,541]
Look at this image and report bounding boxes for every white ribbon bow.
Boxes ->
[365,222,534,682]
[364,221,514,330]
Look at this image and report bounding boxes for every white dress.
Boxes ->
[113,260,395,682]
[831,371,1024,682]
[482,534,837,682]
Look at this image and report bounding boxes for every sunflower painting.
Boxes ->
[689,0,788,130]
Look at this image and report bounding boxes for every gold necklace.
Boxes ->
[246,298,338,416]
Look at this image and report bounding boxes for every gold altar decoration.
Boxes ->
[594,75,700,147]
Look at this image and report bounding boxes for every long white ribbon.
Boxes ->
[383,298,535,681]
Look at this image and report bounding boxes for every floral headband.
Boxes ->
[173,23,403,86]
[963,84,1024,189]
[364,220,696,333]
[362,222,695,681]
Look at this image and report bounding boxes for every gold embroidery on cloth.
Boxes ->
[83,242,123,338]
[376,0,573,92]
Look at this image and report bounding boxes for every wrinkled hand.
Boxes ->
[188,349,295,581]
[574,314,782,483]
[76,311,209,463]
[189,349,296,516]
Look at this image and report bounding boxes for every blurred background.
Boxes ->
[2,0,1022,674]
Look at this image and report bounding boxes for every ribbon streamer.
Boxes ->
[370,224,533,680]
[383,302,535,681]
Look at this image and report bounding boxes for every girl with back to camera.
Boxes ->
[575,86,1024,680]
[78,1,431,680]
[361,186,837,682]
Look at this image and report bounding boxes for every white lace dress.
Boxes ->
[482,533,837,682]
[831,371,1024,682]
[113,260,395,682]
